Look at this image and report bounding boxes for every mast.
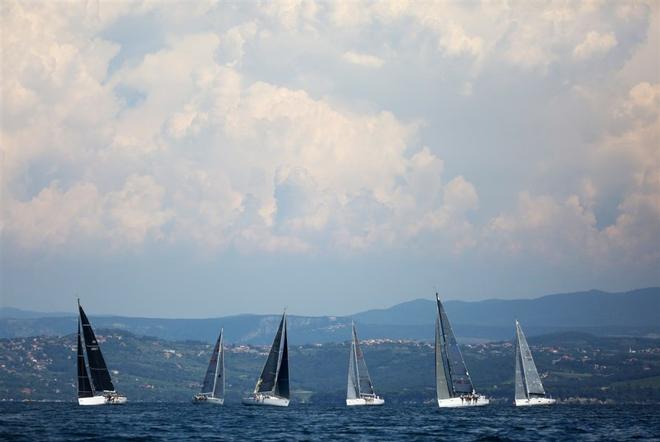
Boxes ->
[77,321,94,398]
[78,300,115,393]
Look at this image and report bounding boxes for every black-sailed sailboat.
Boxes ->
[193,328,225,404]
[77,300,126,405]
[242,311,290,407]
[435,293,489,407]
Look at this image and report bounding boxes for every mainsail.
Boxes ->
[254,313,289,399]
[347,336,359,399]
[275,325,289,399]
[435,294,475,397]
[78,303,115,392]
[435,317,451,400]
[347,323,376,399]
[201,330,224,398]
[515,321,546,398]
[77,323,94,398]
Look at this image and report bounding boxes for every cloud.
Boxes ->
[1,0,658,310]
[342,50,385,68]
[3,175,171,249]
[573,31,618,59]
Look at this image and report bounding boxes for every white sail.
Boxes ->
[514,339,526,401]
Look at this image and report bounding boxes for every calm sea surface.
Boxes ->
[1,403,659,441]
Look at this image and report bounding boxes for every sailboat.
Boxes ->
[77,300,127,405]
[514,320,556,406]
[346,322,384,406]
[435,294,489,408]
[193,328,225,404]
[242,311,290,407]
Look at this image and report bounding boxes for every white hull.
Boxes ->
[242,394,289,407]
[78,394,127,406]
[437,396,489,408]
[346,397,385,406]
[515,397,556,407]
[193,395,224,405]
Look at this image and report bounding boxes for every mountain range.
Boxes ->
[1,288,658,344]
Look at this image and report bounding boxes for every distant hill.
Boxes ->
[354,288,660,327]
[1,288,658,343]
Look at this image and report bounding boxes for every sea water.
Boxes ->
[1,403,658,441]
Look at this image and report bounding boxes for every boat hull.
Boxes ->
[437,396,489,408]
[192,395,224,405]
[242,394,289,407]
[515,397,556,407]
[346,397,385,406]
[78,394,127,406]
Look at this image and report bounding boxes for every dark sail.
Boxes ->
[201,331,222,395]
[435,316,451,400]
[436,295,474,396]
[256,314,284,393]
[274,320,289,399]
[77,323,94,398]
[79,303,115,392]
[353,325,375,396]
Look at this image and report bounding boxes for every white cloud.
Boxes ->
[1,0,658,296]
[342,51,385,68]
[573,31,618,59]
[438,23,483,58]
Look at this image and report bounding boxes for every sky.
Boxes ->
[1,1,659,318]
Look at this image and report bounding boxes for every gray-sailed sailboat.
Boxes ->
[193,328,225,404]
[514,320,556,406]
[435,294,489,407]
[242,311,290,406]
[346,322,384,406]
[77,300,127,405]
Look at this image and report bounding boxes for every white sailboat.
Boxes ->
[514,320,556,406]
[435,294,489,408]
[346,322,384,406]
[193,328,225,404]
[77,300,127,405]
[242,312,290,407]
